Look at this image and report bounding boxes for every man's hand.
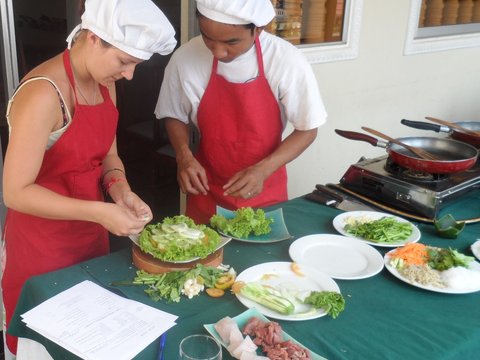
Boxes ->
[177,153,209,195]
[222,128,318,199]
[164,118,209,195]
[222,163,266,199]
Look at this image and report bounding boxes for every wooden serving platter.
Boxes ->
[132,245,224,274]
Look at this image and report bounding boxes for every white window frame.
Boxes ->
[182,0,363,65]
[299,0,363,64]
[405,0,480,55]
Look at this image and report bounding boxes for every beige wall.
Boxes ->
[287,0,480,198]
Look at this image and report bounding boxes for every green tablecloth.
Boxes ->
[8,197,480,360]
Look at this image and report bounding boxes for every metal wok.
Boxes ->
[401,119,480,148]
[334,129,478,174]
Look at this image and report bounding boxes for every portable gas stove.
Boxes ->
[338,155,480,219]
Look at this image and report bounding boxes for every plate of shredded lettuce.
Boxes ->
[135,215,230,263]
[210,206,292,243]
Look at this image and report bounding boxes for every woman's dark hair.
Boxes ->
[195,9,256,35]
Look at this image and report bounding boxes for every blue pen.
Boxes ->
[157,333,167,360]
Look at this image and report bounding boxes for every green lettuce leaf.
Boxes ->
[210,207,273,238]
[138,215,220,261]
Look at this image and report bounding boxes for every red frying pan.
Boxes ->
[335,129,478,174]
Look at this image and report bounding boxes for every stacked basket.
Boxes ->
[301,0,327,44]
[266,0,303,45]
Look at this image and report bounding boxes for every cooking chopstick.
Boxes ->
[361,127,440,161]
[425,117,480,137]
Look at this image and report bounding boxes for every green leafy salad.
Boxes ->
[138,215,221,261]
[426,247,474,271]
[210,207,273,238]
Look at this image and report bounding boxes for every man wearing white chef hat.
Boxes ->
[155,0,327,224]
[2,0,176,357]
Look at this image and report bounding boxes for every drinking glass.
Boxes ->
[179,334,222,360]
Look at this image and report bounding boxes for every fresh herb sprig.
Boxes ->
[303,291,345,319]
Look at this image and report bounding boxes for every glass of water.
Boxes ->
[179,334,222,360]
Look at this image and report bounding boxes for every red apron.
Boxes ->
[2,50,117,353]
[187,37,288,224]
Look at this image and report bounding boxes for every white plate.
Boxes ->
[234,262,340,321]
[471,240,480,261]
[332,211,421,247]
[289,234,384,280]
[384,250,480,294]
[204,308,326,360]
[128,234,231,264]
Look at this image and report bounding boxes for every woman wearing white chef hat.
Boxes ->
[155,0,327,224]
[1,0,176,355]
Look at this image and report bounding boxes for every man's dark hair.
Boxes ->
[196,9,256,35]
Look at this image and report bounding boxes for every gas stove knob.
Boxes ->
[396,193,411,202]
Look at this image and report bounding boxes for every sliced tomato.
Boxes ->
[206,288,225,298]
[214,274,236,290]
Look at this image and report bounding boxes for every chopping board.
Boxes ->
[132,245,224,274]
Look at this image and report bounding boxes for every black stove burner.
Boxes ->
[340,155,480,218]
[384,158,448,183]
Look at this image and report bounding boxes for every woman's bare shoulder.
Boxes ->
[21,53,74,104]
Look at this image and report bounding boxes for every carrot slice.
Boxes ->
[291,262,305,276]
[389,243,428,265]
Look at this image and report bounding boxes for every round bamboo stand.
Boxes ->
[132,245,224,274]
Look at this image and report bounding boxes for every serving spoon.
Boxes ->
[361,127,440,161]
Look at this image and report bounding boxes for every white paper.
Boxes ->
[21,280,177,360]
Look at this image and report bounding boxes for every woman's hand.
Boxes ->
[98,201,151,236]
[115,190,153,221]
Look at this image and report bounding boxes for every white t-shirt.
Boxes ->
[155,31,327,131]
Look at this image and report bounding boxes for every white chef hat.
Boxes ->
[66,0,177,60]
[195,0,275,27]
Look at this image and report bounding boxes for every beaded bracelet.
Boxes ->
[104,177,126,192]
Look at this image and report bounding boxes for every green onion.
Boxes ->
[344,217,413,243]
[239,282,295,315]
